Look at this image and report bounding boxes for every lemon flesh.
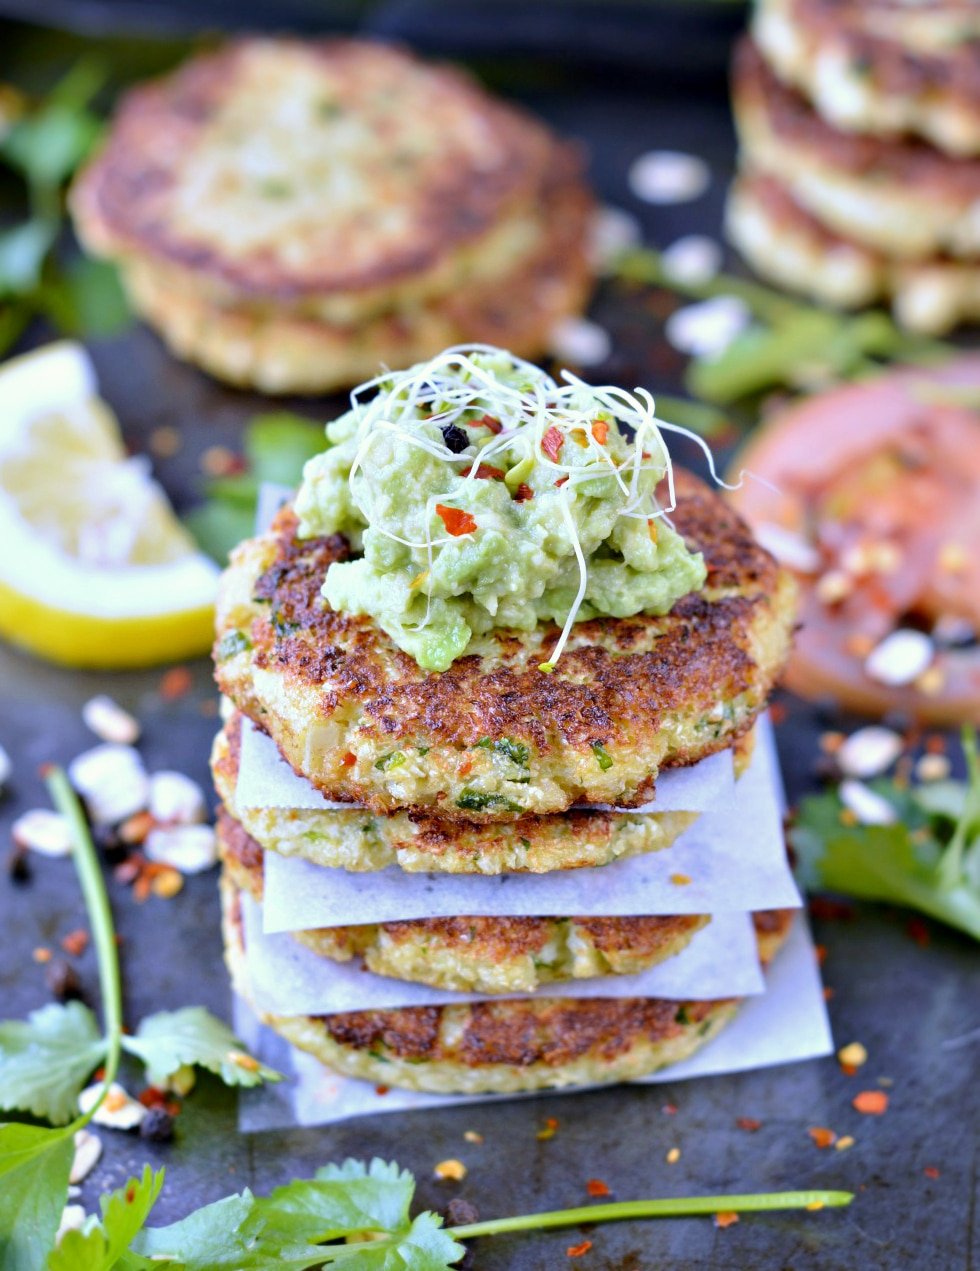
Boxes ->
[0,341,219,668]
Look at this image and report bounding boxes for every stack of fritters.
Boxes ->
[71,38,594,395]
[211,470,798,1093]
[727,3,980,333]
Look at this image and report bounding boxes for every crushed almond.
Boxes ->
[835,1136,855,1152]
[666,1147,681,1164]
[434,1159,467,1182]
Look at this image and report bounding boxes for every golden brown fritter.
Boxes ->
[214,471,796,821]
[218,809,710,993]
[222,875,797,1093]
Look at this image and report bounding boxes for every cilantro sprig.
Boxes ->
[0,769,277,1269]
[791,729,980,941]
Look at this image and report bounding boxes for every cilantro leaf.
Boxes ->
[262,1158,415,1242]
[130,1192,326,1270]
[0,1122,74,1271]
[329,1211,465,1270]
[791,731,980,942]
[121,1007,281,1088]
[0,1001,106,1123]
[48,1166,165,1271]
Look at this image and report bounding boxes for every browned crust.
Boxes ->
[72,38,576,302]
[215,471,792,817]
[217,807,707,961]
[777,0,980,113]
[734,37,980,197]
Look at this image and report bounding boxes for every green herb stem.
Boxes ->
[45,766,123,1119]
[449,1190,853,1240]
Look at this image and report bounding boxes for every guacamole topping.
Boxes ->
[295,346,707,672]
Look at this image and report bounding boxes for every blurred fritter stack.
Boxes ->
[726,1,980,333]
[70,39,594,395]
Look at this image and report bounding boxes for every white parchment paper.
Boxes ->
[234,916,832,1131]
[260,716,800,930]
[241,898,765,1014]
[236,714,734,815]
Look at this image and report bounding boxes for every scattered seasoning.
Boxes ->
[714,1212,739,1230]
[591,419,609,445]
[435,504,477,537]
[33,946,52,963]
[199,445,239,477]
[669,872,692,886]
[736,1117,762,1132]
[475,414,502,435]
[566,1240,593,1258]
[541,426,564,463]
[149,425,181,458]
[906,917,931,947]
[661,1103,678,1116]
[463,1130,484,1144]
[342,752,357,767]
[434,1159,467,1182]
[853,1090,889,1115]
[554,475,569,488]
[120,811,154,846]
[60,929,89,957]
[924,1166,940,1179]
[838,1042,868,1069]
[139,1108,175,1142]
[536,1117,560,1141]
[835,1136,855,1152]
[666,1147,681,1165]
[375,1085,389,1096]
[586,1179,611,1197]
[514,483,534,502]
[808,1127,836,1149]
[159,667,192,701]
[46,960,84,1002]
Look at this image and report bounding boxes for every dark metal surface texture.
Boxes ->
[0,26,977,1270]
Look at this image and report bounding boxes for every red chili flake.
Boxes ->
[906,917,930,947]
[536,1117,559,1141]
[808,1127,836,1149]
[514,483,534,503]
[435,504,477,536]
[661,1102,678,1116]
[591,419,609,445]
[814,944,828,965]
[458,756,473,777]
[840,1064,858,1078]
[853,1090,889,1115]
[808,897,856,922]
[375,1085,390,1096]
[714,1212,739,1230]
[541,426,564,462]
[159,666,192,701]
[736,1117,762,1132]
[474,414,502,434]
[94,1067,106,1081]
[924,1166,940,1179]
[823,987,835,1001]
[769,701,788,725]
[341,752,356,767]
[555,476,569,488]
[463,463,505,480]
[165,1100,181,1117]
[126,1184,137,1204]
[925,734,946,754]
[566,1241,593,1258]
[586,1178,610,1197]
[138,1087,168,1109]
[60,929,89,957]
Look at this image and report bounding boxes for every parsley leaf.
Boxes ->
[121,1006,281,1088]
[48,1165,164,1271]
[791,729,980,941]
[0,1001,106,1123]
[0,1122,74,1271]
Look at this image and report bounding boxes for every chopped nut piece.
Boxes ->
[82,695,140,745]
[916,753,951,782]
[13,809,72,857]
[33,946,52,963]
[150,866,184,899]
[815,570,853,605]
[835,1136,855,1151]
[549,317,611,368]
[661,234,722,287]
[837,727,903,779]
[70,1129,103,1184]
[56,1205,87,1244]
[629,149,709,204]
[937,542,968,574]
[463,1130,483,1144]
[915,665,946,696]
[145,824,217,875]
[68,745,148,826]
[148,771,207,825]
[864,630,934,687]
[839,780,897,827]
[120,811,155,846]
[434,1158,467,1181]
[666,1147,681,1164]
[79,1081,147,1130]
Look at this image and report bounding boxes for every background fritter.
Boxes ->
[214,471,795,821]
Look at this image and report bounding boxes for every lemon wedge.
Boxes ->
[0,341,218,668]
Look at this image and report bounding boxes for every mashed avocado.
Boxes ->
[295,347,706,671]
